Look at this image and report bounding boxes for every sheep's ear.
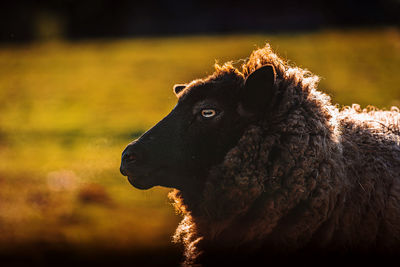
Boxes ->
[239,65,276,115]
[173,84,186,95]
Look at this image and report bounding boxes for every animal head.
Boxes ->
[120,64,277,192]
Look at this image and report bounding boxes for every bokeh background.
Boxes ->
[0,0,399,266]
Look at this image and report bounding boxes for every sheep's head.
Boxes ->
[120,65,276,193]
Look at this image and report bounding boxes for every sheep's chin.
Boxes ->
[127,176,154,190]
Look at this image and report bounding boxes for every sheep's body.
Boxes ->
[169,45,400,266]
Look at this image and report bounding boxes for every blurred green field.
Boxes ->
[0,28,399,263]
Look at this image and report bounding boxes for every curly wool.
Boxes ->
[169,45,400,265]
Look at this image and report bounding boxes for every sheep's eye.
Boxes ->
[201,109,217,118]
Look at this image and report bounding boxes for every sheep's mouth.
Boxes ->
[123,165,158,190]
[125,167,170,190]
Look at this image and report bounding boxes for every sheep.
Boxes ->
[120,44,400,266]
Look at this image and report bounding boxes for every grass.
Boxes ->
[0,28,399,264]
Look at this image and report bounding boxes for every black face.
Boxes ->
[120,65,276,193]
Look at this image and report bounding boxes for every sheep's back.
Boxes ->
[336,106,400,250]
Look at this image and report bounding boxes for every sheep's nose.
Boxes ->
[120,144,140,176]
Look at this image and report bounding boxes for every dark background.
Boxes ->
[1,0,399,42]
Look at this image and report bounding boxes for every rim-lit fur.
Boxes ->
[169,45,400,266]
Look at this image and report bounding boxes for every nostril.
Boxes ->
[128,154,136,161]
[123,151,137,163]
